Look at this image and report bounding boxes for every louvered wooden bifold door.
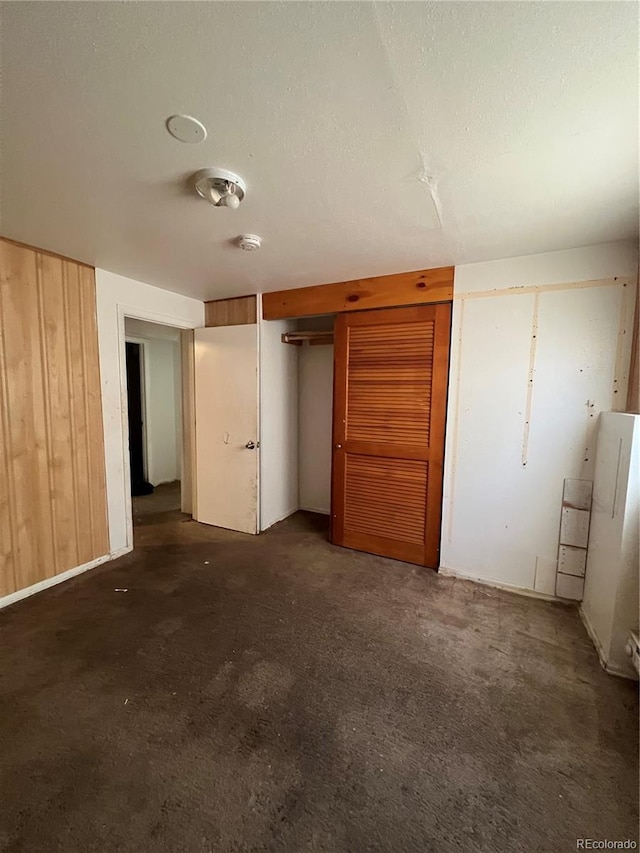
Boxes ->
[331,304,451,567]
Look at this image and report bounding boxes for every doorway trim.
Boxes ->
[116,304,197,553]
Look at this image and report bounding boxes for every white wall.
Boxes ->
[441,240,638,594]
[259,317,334,525]
[125,319,182,486]
[299,344,333,514]
[96,270,204,556]
[259,316,299,530]
[141,338,181,485]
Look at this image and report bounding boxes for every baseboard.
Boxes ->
[110,544,134,560]
[0,552,114,611]
[601,662,637,680]
[579,605,638,681]
[579,605,609,668]
[439,564,570,604]
[299,506,330,516]
[260,507,298,533]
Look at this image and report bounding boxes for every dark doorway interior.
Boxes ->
[125,341,153,497]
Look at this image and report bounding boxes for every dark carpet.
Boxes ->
[0,509,637,852]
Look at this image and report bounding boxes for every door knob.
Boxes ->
[245,441,257,450]
[335,444,342,449]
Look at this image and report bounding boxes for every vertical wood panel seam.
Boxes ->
[79,278,97,556]
[35,253,59,574]
[0,279,18,592]
[521,293,540,467]
[612,281,634,412]
[62,262,81,563]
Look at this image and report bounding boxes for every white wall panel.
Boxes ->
[582,413,639,677]
[454,240,637,294]
[299,345,333,514]
[442,294,536,588]
[442,242,637,593]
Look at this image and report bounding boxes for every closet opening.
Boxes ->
[260,313,336,539]
[261,302,451,567]
[289,315,335,526]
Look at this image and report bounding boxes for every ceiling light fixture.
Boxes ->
[193,168,246,209]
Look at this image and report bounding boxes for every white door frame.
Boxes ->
[117,305,196,552]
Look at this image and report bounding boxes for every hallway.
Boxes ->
[132,481,182,525]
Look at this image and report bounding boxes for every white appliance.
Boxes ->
[626,631,640,676]
[581,412,639,680]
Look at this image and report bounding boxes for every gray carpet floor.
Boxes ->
[0,509,637,852]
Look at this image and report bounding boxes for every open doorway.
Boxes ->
[124,318,187,525]
[125,341,153,497]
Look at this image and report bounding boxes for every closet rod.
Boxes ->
[281,331,334,346]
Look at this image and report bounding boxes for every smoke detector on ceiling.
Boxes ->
[238,234,262,251]
[193,168,246,209]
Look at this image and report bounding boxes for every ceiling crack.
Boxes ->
[418,153,444,229]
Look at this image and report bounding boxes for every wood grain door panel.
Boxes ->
[331,303,451,568]
[194,324,259,535]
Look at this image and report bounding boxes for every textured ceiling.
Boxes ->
[0,1,637,300]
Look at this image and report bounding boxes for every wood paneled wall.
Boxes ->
[205,295,257,327]
[0,238,109,598]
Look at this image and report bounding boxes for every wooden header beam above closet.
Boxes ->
[262,266,454,321]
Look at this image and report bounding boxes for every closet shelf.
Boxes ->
[281,331,334,346]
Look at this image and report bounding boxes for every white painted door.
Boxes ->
[194,325,259,534]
